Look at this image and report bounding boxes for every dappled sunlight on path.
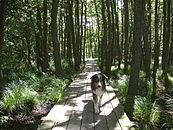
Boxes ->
[37,58,134,130]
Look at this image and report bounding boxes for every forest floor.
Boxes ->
[0,99,54,130]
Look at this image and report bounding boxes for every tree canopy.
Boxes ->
[0,0,173,129]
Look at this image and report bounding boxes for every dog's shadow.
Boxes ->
[82,98,125,130]
[81,99,108,129]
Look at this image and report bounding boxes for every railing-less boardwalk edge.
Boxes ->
[37,59,134,130]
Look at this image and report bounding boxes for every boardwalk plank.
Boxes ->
[80,81,95,130]
[106,85,134,130]
[37,59,134,130]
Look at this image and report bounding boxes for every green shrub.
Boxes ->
[160,94,173,129]
[0,116,4,125]
[45,78,67,102]
[134,96,160,129]
[138,79,153,97]
[110,75,129,105]
[0,81,39,114]
[50,88,62,102]
[168,65,173,76]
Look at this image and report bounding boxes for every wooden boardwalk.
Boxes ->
[37,59,134,130]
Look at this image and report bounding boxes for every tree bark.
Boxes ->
[169,8,173,64]
[80,0,83,63]
[143,0,151,80]
[94,0,101,61]
[123,0,129,74]
[51,0,63,78]
[83,1,87,64]
[74,0,80,70]
[42,0,49,72]
[36,0,42,70]
[125,0,143,118]
[162,0,171,83]
[101,0,107,70]
[152,0,160,101]
[66,0,73,67]
[105,0,112,74]
[114,0,121,69]
[0,0,7,81]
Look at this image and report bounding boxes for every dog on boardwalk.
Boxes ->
[90,73,108,113]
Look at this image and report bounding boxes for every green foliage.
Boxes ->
[168,65,173,77]
[110,75,129,105]
[0,116,4,126]
[0,81,39,114]
[165,75,173,93]
[138,79,153,97]
[37,75,68,102]
[160,94,173,129]
[50,87,63,102]
[61,59,76,78]
[0,72,70,115]
[134,96,160,130]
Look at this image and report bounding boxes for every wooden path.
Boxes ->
[37,59,134,130]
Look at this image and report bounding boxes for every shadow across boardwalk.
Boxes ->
[37,58,134,130]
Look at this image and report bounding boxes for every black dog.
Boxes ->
[90,73,108,113]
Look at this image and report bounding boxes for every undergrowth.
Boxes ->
[109,66,173,129]
[0,81,39,115]
[0,59,81,126]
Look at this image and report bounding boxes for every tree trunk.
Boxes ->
[94,0,101,61]
[169,9,173,64]
[101,0,107,71]
[114,0,121,69]
[162,0,171,83]
[36,0,42,71]
[0,0,7,81]
[74,0,80,70]
[42,0,49,72]
[111,1,116,65]
[142,0,151,80]
[66,1,73,67]
[125,0,143,119]
[123,0,129,74]
[80,0,84,63]
[121,0,124,69]
[83,2,87,64]
[51,0,63,78]
[105,0,112,74]
[152,0,160,101]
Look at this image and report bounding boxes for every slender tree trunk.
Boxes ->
[162,0,171,83]
[111,1,116,65]
[142,0,151,80]
[36,0,42,70]
[42,0,49,72]
[125,0,143,119]
[94,0,101,61]
[169,8,173,64]
[121,0,124,69]
[80,0,83,63]
[66,1,73,67]
[0,0,6,81]
[59,0,65,59]
[105,0,112,74]
[114,0,121,69]
[83,2,87,64]
[101,0,107,70]
[51,0,63,78]
[74,0,80,70]
[123,0,129,74]
[152,0,160,101]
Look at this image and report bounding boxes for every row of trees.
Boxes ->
[0,0,90,81]
[0,0,173,119]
